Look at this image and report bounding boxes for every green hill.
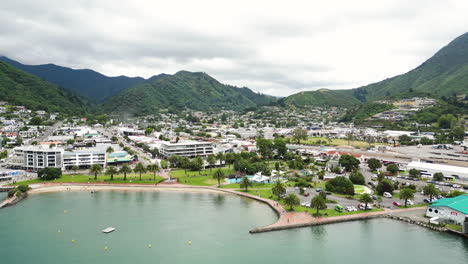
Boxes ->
[102,71,276,115]
[283,32,468,107]
[0,61,89,114]
[281,89,360,107]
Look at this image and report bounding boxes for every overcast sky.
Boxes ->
[1,0,467,96]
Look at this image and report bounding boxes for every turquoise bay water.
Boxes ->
[0,191,467,264]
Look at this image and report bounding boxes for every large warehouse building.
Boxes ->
[406,161,468,181]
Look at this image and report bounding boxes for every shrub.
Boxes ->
[386,164,399,175]
[325,176,355,195]
[17,184,30,193]
[7,189,16,197]
[38,167,62,180]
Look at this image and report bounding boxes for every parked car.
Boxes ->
[383,192,392,198]
[316,188,322,192]
[303,192,310,197]
[301,202,311,207]
[335,205,343,212]
[358,203,373,210]
[371,195,378,200]
[392,201,401,206]
[424,198,437,203]
[406,200,414,205]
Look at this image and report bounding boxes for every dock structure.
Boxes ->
[0,186,14,192]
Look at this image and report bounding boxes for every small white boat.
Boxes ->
[102,227,116,233]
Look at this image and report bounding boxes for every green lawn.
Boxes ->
[300,137,387,148]
[354,185,366,194]
[10,173,165,185]
[446,224,462,232]
[170,167,234,186]
[236,188,382,217]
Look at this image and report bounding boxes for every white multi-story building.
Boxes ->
[9,146,107,171]
[160,141,214,158]
[9,146,63,171]
[62,150,106,170]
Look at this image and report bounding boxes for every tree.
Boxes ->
[338,154,360,172]
[15,135,23,146]
[325,176,355,195]
[38,167,62,180]
[207,155,216,172]
[239,176,252,191]
[89,164,103,180]
[272,181,286,200]
[144,127,154,136]
[71,165,79,174]
[376,179,394,195]
[190,157,203,172]
[111,136,118,142]
[438,114,457,129]
[284,193,300,210]
[310,195,326,215]
[349,171,365,185]
[31,141,38,146]
[399,188,415,207]
[423,184,439,200]
[317,170,325,180]
[377,171,385,183]
[119,164,132,181]
[386,163,399,175]
[359,193,373,210]
[213,168,225,187]
[29,116,42,125]
[147,163,160,181]
[433,172,444,182]
[105,166,118,180]
[273,137,287,158]
[256,138,274,159]
[106,146,114,153]
[160,160,168,169]
[216,152,225,166]
[409,168,420,178]
[367,158,382,171]
[134,162,147,181]
[225,153,235,168]
[292,128,307,144]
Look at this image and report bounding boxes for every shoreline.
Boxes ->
[4,183,465,237]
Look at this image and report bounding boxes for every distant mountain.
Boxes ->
[0,56,145,103]
[102,71,276,115]
[354,32,468,100]
[280,89,360,107]
[0,61,89,114]
[283,32,468,107]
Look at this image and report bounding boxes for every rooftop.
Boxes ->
[429,194,468,215]
[407,161,468,174]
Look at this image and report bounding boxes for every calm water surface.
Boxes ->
[0,191,466,264]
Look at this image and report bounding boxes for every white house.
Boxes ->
[426,195,468,226]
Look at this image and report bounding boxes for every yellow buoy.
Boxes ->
[104,246,109,251]
[57,230,61,234]
[71,240,75,244]
[188,241,192,245]
[64,210,68,214]
[148,244,152,248]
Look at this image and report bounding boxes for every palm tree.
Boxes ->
[90,164,103,180]
[239,176,252,191]
[272,181,286,200]
[134,162,147,181]
[284,193,300,211]
[399,188,415,207]
[106,146,114,153]
[147,163,160,182]
[310,195,326,215]
[423,184,439,201]
[119,164,132,181]
[359,193,373,210]
[105,166,118,181]
[71,165,79,175]
[207,155,216,172]
[213,168,225,187]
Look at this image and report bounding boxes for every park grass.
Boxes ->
[446,223,462,232]
[170,167,234,186]
[299,136,387,148]
[354,185,366,194]
[10,173,165,185]
[236,188,382,217]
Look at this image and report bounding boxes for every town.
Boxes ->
[1,99,467,236]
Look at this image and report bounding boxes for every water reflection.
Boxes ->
[212,194,225,208]
[311,225,327,241]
